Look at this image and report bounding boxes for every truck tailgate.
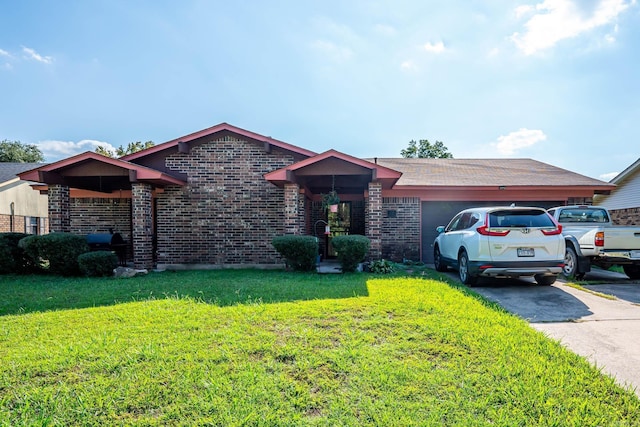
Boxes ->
[604,227,640,251]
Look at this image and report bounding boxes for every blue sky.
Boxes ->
[1,0,638,181]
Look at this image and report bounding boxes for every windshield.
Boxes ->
[557,208,609,223]
[489,209,555,228]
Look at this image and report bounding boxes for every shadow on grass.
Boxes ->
[0,269,370,316]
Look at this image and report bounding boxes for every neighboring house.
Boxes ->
[19,123,614,269]
[595,158,640,225]
[0,163,48,235]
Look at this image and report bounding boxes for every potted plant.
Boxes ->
[322,190,340,212]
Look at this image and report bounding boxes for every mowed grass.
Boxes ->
[1,270,639,426]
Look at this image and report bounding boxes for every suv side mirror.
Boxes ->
[436,226,445,233]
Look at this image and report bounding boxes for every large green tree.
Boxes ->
[0,139,45,162]
[400,139,453,159]
[96,141,154,158]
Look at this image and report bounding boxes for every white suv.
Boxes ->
[433,207,565,286]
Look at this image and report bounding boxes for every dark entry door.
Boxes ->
[327,202,351,258]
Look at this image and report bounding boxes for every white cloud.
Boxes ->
[599,171,619,181]
[511,0,633,55]
[374,24,396,36]
[492,128,547,155]
[423,41,446,53]
[37,139,115,162]
[311,40,353,63]
[0,48,10,57]
[400,60,418,72]
[22,46,53,64]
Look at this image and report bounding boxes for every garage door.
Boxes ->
[421,200,563,264]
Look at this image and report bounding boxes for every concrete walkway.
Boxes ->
[531,282,640,397]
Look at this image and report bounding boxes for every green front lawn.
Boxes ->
[1,270,638,426]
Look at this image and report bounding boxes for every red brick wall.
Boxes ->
[69,198,132,240]
[0,215,47,234]
[381,197,421,262]
[155,135,295,265]
[609,208,640,225]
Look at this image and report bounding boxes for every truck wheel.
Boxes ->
[535,275,556,286]
[623,265,640,280]
[458,250,478,286]
[563,247,579,278]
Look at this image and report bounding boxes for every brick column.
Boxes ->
[366,182,382,260]
[284,183,300,235]
[132,183,153,269]
[48,184,70,233]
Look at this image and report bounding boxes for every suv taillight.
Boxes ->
[541,224,563,236]
[477,225,510,236]
[595,231,605,247]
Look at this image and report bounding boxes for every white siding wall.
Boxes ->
[599,169,640,210]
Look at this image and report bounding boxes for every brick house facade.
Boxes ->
[19,123,615,269]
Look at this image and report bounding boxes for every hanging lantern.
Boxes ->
[324,225,331,235]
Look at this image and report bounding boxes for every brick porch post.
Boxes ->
[284,183,301,235]
[48,184,70,233]
[132,183,153,269]
[367,182,382,260]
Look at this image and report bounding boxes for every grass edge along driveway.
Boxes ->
[1,271,639,426]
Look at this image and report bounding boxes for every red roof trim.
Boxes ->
[121,122,317,161]
[18,151,186,186]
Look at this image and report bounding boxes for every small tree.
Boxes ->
[96,141,154,158]
[400,139,453,159]
[0,139,45,162]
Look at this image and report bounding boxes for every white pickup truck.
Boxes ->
[547,205,640,280]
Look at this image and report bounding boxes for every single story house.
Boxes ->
[19,123,614,269]
[594,158,640,225]
[0,162,48,235]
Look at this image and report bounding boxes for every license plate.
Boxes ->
[517,248,535,257]
[631,250,640,259]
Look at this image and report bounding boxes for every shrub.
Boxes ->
[369,259,395,274]
[18,234,45,272]
[20,233,89,276]
[0,232,32,274]
[272,235,318,272]
[78,251,118,277]
[331,235,370,273]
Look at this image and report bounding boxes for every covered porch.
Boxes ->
[265,150,402,261]
[19,152,186,270]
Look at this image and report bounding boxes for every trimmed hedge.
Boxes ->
[330,235,370,272]
[272,235,318,272]
[0,232,32,274]
[78,251,119,277]
[20,233,90,276]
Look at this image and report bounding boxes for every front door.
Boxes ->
[327,202,351,258]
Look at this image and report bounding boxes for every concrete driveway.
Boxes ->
[459,269,640,397]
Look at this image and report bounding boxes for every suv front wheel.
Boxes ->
[434,246,448,272]
[458,250,478,286]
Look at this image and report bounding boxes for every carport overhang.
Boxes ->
[18,151,186,194]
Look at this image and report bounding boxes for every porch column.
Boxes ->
[132,183,153,270]
[284,183,301,234]
[48,184,70,233]
[367,181,382,260]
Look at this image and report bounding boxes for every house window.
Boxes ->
[25,217,39,235]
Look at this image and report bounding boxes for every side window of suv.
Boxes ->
[446,213,463,232]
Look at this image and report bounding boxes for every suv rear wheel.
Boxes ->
[458,250,478,286]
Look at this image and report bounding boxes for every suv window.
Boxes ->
[557,208,609,223]
[489,209,554,228]
[448,212,481,231]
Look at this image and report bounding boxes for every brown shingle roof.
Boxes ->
[369,158,612,187]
